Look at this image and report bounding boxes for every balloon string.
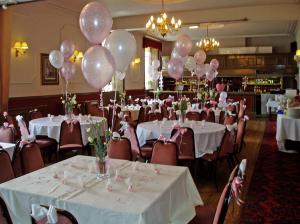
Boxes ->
[58,70,65,98]
[111,77,118,130]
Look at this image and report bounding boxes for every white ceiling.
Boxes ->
[9,0,300,41]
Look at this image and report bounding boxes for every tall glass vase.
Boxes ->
[95,156,107,179]
[179,111,186,123]
[65,105,73,119]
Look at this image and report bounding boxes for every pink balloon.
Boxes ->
[79,1,113,44]
[194,50,206,64]
[168,58,184,80]
[210,59,219,70]
[60,40,75,59]
[216,83,225,92]
[61,61,76,80]
[81,45,115,90]
[174,34,193,57]
[195,64,205,78]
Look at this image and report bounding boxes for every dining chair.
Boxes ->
[136,106,146,125]
[123,124,152,161]
[20,142,44,174]
[160,104,169,119]
[107,137,132,161]
[86,102,109,119]
[11,141,23,177]
[0,150,15,184]
[201,129,237,190]
[186,111,201,121]
[171,127,196,175]
[108,106,121,129]
[150,140,178,166]
[31,207,78,224]
[29,109,43,120]
[0,126,14,143]
[205,110,216,123]
[0,197,13,224]
[17,115,57,163]
[218,111,225,124]
[232,118,247,163]
[148,112,163,121]
[57,120,84,160]
[189,162,245,224]
[168,108,177,120]
[223,115,236,125]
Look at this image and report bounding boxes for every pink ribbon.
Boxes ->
[231,176,244,206]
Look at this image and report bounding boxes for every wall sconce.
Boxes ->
[131,58,141,66]
[14,41,29,57]
[295,49,300,62]
[70,50,83,62]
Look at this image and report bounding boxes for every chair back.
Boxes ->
[218,130,236,158]
[29,110,43,120]
[0,150,15,184]
[151,140,178,166]
[59,120,83,148]
[205,110,215,122]
[223,115,236,125]
[107,137,132,161]
[226,104,237,114]
[148,112,163,121]
[186,112,201,121]
[219,111,225,124]
[12,141,23,177]
[212,183,232,224]
[0,197,13,224]
[235,119,246,153]
[20,142,44,174]
[171,127,195,160]
[136,107,146,124]
[123,125,142,160]
[160,105,169,119]
[0,127,14,143]
[168,108,177,120]
[31,207,78,224]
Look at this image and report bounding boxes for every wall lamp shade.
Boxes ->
[14,41,29,57]
[295,49,300,62]
[70,50,84,62]
[132,58,141,66]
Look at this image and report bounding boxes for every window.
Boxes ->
[145,47,159,90]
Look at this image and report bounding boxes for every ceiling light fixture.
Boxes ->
[145,0,182,38]
[189,25,199,29]
[196,25,220,52]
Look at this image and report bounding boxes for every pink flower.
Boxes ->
[3,111,8,117]
[3,122,9,128]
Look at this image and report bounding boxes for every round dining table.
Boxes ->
[29,115,107,145]
[136,120,225,158]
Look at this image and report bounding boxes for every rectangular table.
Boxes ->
[0,142,15,159]
[0,156,202,224]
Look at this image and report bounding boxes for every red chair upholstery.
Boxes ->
[20,142,44,174]
[123,125,152,161]
[136,107,146,125]
[205,110,215,123]
[0,197,13,224]
[0,127,14,143]
[148,112,163,121]
[107,137,132,161]
[108,106,121,129]
[160,105,169,119]
[151,140,178,166]
[29,110,43,120]
[218,111,225,124]
[12,141,23,177]
[32,208,78,224]
[223,115,236,125]
[186,112,201,121]
[171,127,195,161]
[58,120,84,159]
[0,150,15,183]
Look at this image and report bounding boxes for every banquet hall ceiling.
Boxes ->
[11,0,300,41]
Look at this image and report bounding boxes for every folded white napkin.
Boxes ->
[47,205,58,224]
[31,204,48,221]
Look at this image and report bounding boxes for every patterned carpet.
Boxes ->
[240,121,300,223]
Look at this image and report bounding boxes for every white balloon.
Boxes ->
[185,56,196,72]
[115,71,126,80]
[49,50,64,69]
[220,91,227,99]
[152,60,160,69]
[104,30,137,74]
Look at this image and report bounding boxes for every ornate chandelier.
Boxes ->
[145,0,182,38]
[196,25,220,52]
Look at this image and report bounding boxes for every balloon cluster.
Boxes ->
[149,59,161,81]
[49,40,76,82]
[168,34,193,80]
[194,50,219,81]
[79,1,137,90]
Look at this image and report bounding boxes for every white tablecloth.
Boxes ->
[121,106,140,121]
[276,114,300,152]
[0,155,202,224]
[0,142,15,159]
[29,116,107,145]
[187,107,222,123]
[137,120,225,158]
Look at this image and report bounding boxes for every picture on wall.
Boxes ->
[41,53,59,85]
